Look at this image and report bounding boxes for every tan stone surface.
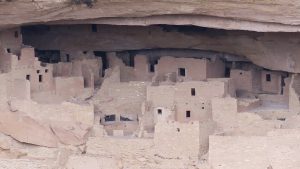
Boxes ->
[154,121,200,160]
[66,155,119,169]
[0,159,52,169]
[11,100,94,126]
[50,122,91,146]
[209,136,269,169]
[210,130,300,169]
[0,112,58,148]
[3,0,300,33]
[212,97,237,131]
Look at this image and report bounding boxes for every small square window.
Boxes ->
[26,75,30,80]
[157,109,162,115]
[83,51,88,54]
[266,74,271,82]
[178,68,186,76]
[45,69,48,73]
[37,70,40,74]
[191,88,196,96]
[6,48,11,53]
[186,111,191,118]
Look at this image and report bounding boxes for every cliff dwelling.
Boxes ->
[1,1,300,169]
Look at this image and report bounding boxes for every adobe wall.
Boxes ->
[147,85,175,108]
[60,50,96,62]
[175,98,211,122]
[73,58,102,85]
[154,120,215,159]
[154,121,200,160]
[230,69,254,92]
[153,106,175,124]
[0,28,22,55]
[0,47,13,73]
[156,56,207,81]
[207,78,236,97]
[11,47,55,93]
[107,53,136,82]
[289,74,300,113]
[53,58,101,87]
[134,54,154,81]
[251,68,262,93]
[82,64,94,88]
[199,120,216,156]
[206,58,225,78]
[54,77,84,99]
[94,71,148,133]
[10,79,30,100]
[53,62,73,77]
[174,80,229,99]
[212,97,237,131]
[0,73,11,110]
[103,121,139,136]
[261,70,281,94]
[147,80,234,124]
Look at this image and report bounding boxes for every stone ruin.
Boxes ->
[0,1,300,169]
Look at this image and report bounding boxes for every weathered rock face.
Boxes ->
[1,1,300,73]
[22,24,300,73]
[2,0,300,32]
[0,112,58,148]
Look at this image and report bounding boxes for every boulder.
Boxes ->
[0,112,58,148]
[51,122,91,146]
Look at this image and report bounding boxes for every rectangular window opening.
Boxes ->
[26,75,30,81]
[149,64,155,72]
[91,24,98,32]
[178,68,186,76]
[6,48,11,53]
[280,75,285,95]
[120,116,133,121]
[45,69,48,73]
[157,109,162,115]
[191,88,196,96]
[225,67,231,77]
[39,75,42,82]
[104,115,116,122]
[266,74,271,82]
[66,54,70,62]
[14,31,19,38]
[129,55,135,67]
[186,110,191,118]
